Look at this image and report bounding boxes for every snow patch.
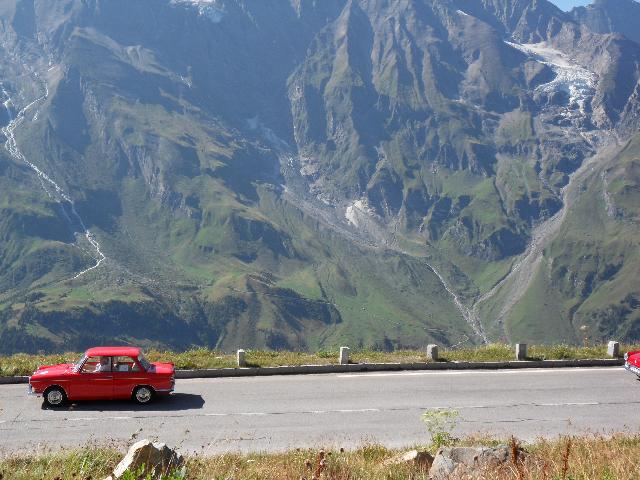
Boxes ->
[172,0,225,23]
[456,9,470,17]
[345,199,376,228]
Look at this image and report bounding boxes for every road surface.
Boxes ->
[1,367,638,455]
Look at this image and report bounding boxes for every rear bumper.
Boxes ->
[624,362,640,377]
[156,376,175,394]
[155,383,174,394]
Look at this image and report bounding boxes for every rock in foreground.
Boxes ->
[108,439,183,479]
[384,449,434,469]
[429,445,519,479]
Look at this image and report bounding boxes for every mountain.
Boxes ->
[0,0,639,353]
[571,0,640,45]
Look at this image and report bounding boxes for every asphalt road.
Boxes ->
[1,367,639,455]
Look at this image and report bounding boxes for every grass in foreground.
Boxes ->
[1,343,637,377]
[2,435,640,479]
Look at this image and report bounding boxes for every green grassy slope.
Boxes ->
[501,135,640,343]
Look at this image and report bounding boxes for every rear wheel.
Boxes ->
[132,385,155,405]
[43,386,67,408]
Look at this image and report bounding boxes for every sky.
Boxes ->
[550,0,592,10]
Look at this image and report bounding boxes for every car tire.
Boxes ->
[43,386,67,408]
[132,385,155,405]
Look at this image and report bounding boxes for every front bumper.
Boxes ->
[27,384,41,397]
[624,362,640,377]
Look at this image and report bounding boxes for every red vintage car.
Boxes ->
[28,346,175,407]
[625,350,640,379]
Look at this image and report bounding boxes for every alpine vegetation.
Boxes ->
[0,0,639,353]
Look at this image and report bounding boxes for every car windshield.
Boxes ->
[73,355,86,372]
[138,353,152,371]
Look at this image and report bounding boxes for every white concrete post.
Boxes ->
[607,341,620,358]
[515,343,527,360]
[339,346,350,365]
[426,344,439,361]
[237,349,246,368]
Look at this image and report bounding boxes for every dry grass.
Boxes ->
[503,434,640,480]
[0,446,120,479]
[2,435,640,479]
[439,343,634,363]
[151,348,338,370]
[186,445,430,480]
[2,343,637,377]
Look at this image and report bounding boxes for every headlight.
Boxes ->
[624,352,629,361]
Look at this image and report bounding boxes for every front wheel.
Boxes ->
[43,386,67,408]
[132,385,155,405]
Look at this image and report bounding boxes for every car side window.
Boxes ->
[113,356,141,372]
[81,356,111,373]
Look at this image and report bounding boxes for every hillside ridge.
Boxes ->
[0,0,639,353]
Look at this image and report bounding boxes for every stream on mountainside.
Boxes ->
[1,70,106,281]
[273,126,490,345]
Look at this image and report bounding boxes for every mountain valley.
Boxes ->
[0,0,639,353]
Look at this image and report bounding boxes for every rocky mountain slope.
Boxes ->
[0,0,639,353]
[571,0,640,45]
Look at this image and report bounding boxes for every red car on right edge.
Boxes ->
[624,350,640,379]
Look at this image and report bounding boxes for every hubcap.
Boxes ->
[136,388,151,403]
[47,390,63,405]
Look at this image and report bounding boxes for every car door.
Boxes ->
[73,356,114,400]
[113,356,147,399]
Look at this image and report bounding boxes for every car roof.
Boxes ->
[85,346,141,357]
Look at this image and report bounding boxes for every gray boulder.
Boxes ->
[384,449,434,469]
[429,445,517,479]
[110,439,184,479]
